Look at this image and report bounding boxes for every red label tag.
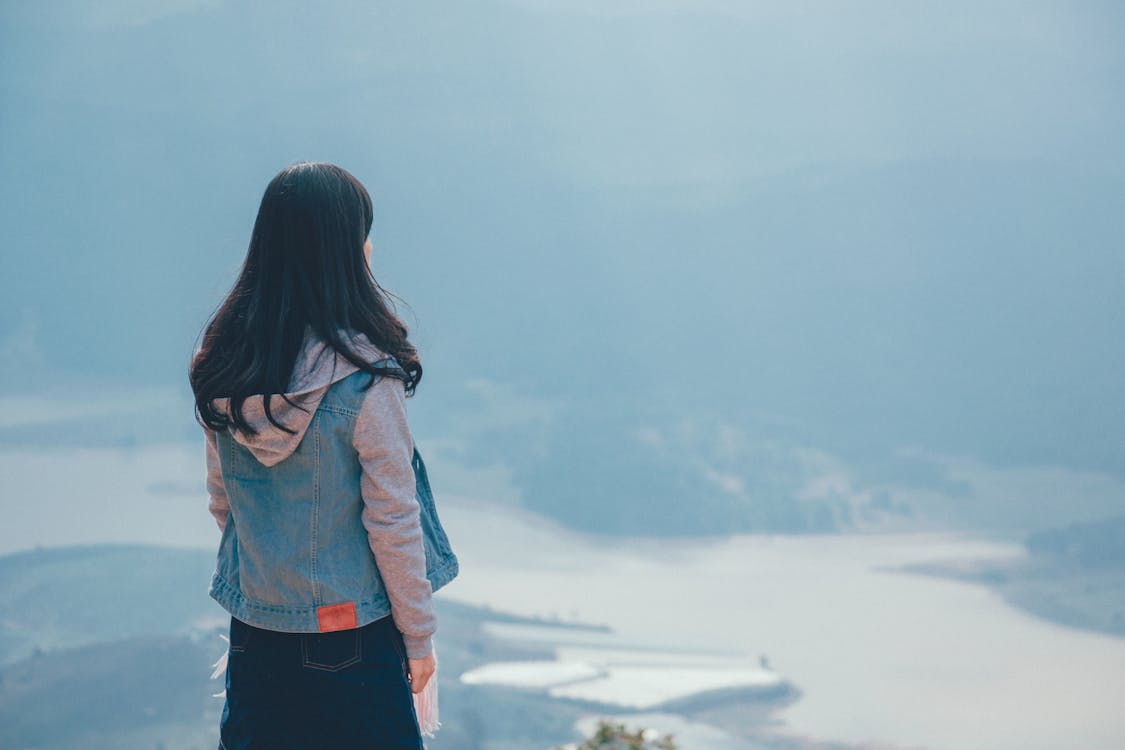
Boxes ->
[316,602,357,632]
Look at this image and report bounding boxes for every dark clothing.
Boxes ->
[218,614,424,750]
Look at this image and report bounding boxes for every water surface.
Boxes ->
[437,495,1125,750]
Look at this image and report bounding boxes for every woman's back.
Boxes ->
[190,162,455,747]
[205,325,458,645]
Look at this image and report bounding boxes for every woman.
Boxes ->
[189,161,459,749]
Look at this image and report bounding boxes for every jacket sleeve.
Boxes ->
[203,427,230,533]
[352,372,436,659]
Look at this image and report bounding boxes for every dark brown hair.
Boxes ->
[189,161,421,437]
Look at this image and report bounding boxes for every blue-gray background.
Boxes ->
[4,1,1123,536]
[3,3,1125,750]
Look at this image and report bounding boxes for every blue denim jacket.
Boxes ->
[202,329,458,658]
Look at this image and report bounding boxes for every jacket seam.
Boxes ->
[209,555,459,626]
[316,403,358,417]
[310,413,321,604]
[414,446,454,558]
[210,572,391,616]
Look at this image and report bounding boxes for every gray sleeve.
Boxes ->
[352,372,436,659]
[203,427,230,532]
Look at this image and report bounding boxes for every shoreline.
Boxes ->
[889,555,1125,642]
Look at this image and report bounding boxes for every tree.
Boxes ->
[556,719,677,750]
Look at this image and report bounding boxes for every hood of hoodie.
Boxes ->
[210,326,387,467]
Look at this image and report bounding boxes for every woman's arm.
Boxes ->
[352,371,437,659]
[203,427,231,532]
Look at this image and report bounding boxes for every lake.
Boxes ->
[435,494,1125,750]
[3,441,1124,749]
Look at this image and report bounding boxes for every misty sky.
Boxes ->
[2,1,1123,516]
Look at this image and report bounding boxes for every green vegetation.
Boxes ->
[557,719,676,750]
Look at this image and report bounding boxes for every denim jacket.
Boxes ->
[201,327,458,658]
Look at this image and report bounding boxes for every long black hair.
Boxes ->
[190,161,422,437]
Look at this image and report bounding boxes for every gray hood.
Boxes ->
[211,326,387,467]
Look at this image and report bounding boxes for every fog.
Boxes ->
[1,2,1124,748]
[3,3,1124,509]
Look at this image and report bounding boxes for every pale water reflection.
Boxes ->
[460,634,782,708]
[438,495,1125,750]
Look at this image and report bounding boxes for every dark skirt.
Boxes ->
[218,614,424,750]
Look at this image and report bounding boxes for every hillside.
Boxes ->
[894,517,1125,639]
[0,544,592,750]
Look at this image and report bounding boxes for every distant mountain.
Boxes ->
[895,519,1125,640]
[0,544,218,665]
[0,634,223,750]
[1026,517,1125,569]
[4,1,1123,538]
